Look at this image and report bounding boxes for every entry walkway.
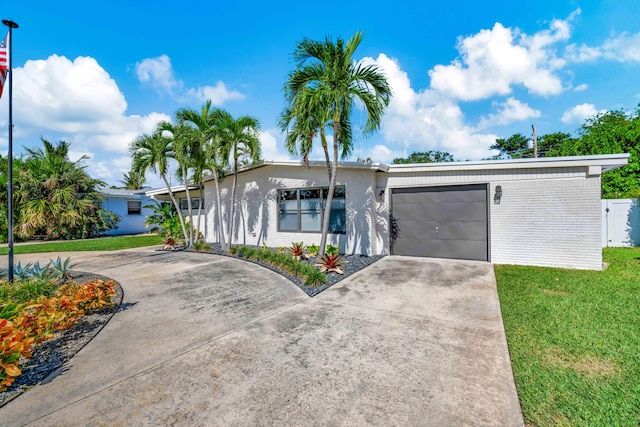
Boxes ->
[1,250,524,426]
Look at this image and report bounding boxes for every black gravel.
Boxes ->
[193,244,385,297]
[0,272,123,408]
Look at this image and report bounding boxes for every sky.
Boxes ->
[1,0,639,188]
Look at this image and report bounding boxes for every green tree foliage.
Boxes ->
[392,151,455,164]
[281,31,391,256]
[553,109,640,198]
[490,108,640,198]
[120,169,147,190]
[13,139,119,240]
[0,155,23,242]
[490,133,530,159]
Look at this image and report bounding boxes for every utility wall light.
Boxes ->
[494,185,502,204]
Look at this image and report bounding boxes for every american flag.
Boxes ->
[0,32,7,99]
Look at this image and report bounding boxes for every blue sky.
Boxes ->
[1,1,639,187]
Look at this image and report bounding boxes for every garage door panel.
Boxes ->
[436,221,487,240]
[391,184,488,261]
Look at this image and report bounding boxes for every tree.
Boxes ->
[157,120,200,246]
[282,31,391,256]
[129,130,190,243]
[176,100,228,249]
[392,151,455,164]
[490,133,530,159]
[553,108,640,198]
[120,170,147,190]
[217,111,261,248]
[15,138,119,239]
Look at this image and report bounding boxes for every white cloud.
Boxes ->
[186,81,245,105]
[477,97,541,129]
[362,53,499,161]
[602,32,640,62]
[561,103,606,124]
[573,83,588,92]
[566,31,640,63]
[135,54,179,93]
[259,129,291,161]
[136,54,244,105]
[428,13,576,100]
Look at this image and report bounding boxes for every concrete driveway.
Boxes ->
[1,249,523,426]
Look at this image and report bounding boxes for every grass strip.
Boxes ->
[0,235,164,255]
[495,247,640,426]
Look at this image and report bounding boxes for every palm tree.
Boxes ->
[157,120,200,246]
[15,138,116,239]
[129,130,189,243]
[176,100,228,249]
[217,111,261,249]
[121,170,147,190]
[281,31,391,255]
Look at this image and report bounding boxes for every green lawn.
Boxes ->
[496,247,640,426]
[0,234,164,255]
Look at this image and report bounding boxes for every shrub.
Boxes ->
[192,241,211,252]
[316,253,347,274]
[307,244,320,257]
[325,244,340,256]
[228,245,327,287]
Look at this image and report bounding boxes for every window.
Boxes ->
[278,186,345,233]
[127,201,142,215]
[179,198,203,211]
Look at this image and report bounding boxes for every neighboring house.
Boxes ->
[101,189,156,235]
[146,184,207,237]
[147,153,629,270]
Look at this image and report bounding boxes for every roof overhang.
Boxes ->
[145,184,200,198]
[386,153,630,174]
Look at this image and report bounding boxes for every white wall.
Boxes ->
[602,199,640,247]
[204,165,379,254]
[383,166,603,270]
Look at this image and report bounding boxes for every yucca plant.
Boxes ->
[316,253,347,274]
[13,262,33,281]
[30,261,54,281]
[50,256,77,282]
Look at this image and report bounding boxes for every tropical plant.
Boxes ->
[158,120,201,246]
[50,256,77,282]
[120,169,147,190]
[14,139,118,240]
[129,130,189,243]
[315,253,347,274]
[217,110,261,249]
[176,101,228,249]
[192,241,211,251]
[290,241,307,258]
[282,31,391,256]
[307,244,320,257]
[325,244,339,256]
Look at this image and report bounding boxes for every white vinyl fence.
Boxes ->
[602,199,640,247]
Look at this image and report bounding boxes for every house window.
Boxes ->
[278,186,346,233]
[127,201,142,215]
[179,198,203,211]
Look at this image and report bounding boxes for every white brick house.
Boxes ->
[154,153,628,270]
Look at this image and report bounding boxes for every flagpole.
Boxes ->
[2,19,18,282]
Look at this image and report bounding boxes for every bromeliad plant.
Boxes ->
[290,242,307,259]
[316,253,347,274]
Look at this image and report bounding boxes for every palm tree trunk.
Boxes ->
[195,182,203,243]
[227,161,238,250]
[181,166,194,247]
[213,171,227,250]
[320,130,331,181]
[319,121,339,257]
[161,173,189,244]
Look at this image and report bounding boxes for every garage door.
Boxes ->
[390,184,488,261]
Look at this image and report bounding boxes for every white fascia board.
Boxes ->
[201,160,389,183]
[145,185,199,197]
[387,153,630,174]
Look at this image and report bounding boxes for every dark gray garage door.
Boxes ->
[391,184,488,261]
